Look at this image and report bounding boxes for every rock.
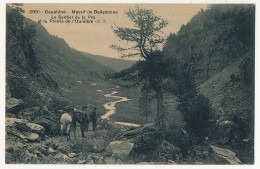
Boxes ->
[26,122,45,133]
[45,141,58,149]
[77,160,87,164]
[88,160,95,164]
[97,119,121,137]
[168,160,177,164]
[6,98,24,113]
[18,107,41,121]
[210,145,242,164]
[6,98,23,109]
[34,117,59,135]
[68,152,77,158]
[93,139,107,153]
[6,118,45,141]
[32,150,41,155]
[106,141,134,159]
[54,152,69,159]
[104,157,116,164]
[24,150,34,161]
[48,147,56,154]
[26,133,40,142]
[5,145,14,153]
[194,145,212,160]
[6,118,27,126]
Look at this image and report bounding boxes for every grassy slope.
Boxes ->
[31,21,119,112]
[198,56,254,117]
[111,86,185,127]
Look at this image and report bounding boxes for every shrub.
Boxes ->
[180,94,212,142]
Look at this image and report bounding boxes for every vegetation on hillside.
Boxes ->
[164,4,255,84]
[6,4,60,109]
[6,3,255,164]
[163,4,254,163]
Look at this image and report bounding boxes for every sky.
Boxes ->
[21,4,208,60]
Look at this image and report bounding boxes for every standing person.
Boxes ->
[70,106,77,139]
[89,107,98,132]
[79,106,89,137]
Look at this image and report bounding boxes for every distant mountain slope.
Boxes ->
[33,21,115,83]
[198,54,254,162]
[28,19,117,106]
[81,52,136,72]
[164,4,255,85]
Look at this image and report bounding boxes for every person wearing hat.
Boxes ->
[89,107,98,132]
[79,105,89,137]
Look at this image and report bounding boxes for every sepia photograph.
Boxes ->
[3,1,256,165]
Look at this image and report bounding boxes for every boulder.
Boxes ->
[5,145,14,153]
[106,141,134,159]
[48,147,56,154]
[98,119,122,137]
[18,107,41,121]
[6,117,45,141]
[89,153,103,164]
[54,152,69,159]
[104,157,116,164]
[210,145,242,164]
[68,152,77,158]
[24,150,34,161]
[93,139,107,153]
[34,117,59,135]
[26,133,40,142]
[6,98,24,113]
[88,160,95,164]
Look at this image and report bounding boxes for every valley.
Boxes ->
[5,4,254,165]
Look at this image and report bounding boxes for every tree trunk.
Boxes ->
[145,90,149,123]
[156,87,164,146]
[156,88,164,126]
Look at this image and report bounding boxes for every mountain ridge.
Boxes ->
[80,51,136,72]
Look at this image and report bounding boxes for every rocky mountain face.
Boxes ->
[6,6,62,116]
[163,4,254,163]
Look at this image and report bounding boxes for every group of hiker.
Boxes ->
[60,105,98,140]
[73,105,98,137]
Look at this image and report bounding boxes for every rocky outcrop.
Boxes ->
[106,140,134,159]
[210,145,242,164]
[6,98,24,115]
[6,117,45,142]
[17,107,41,121]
